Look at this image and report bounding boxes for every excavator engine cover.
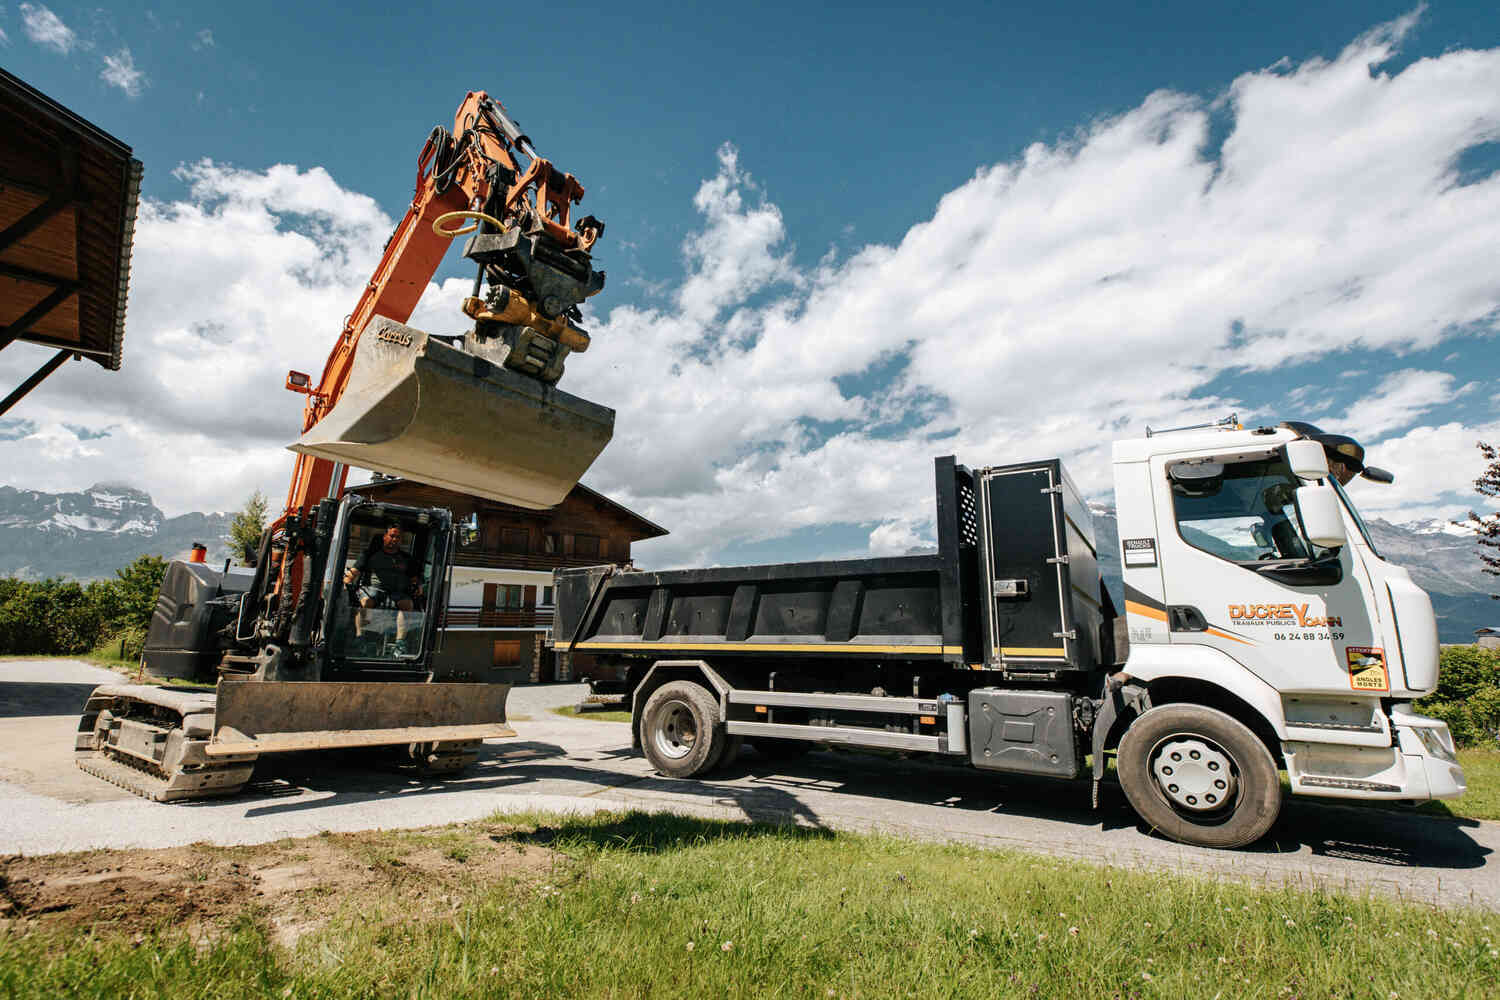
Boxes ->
[290,317,614,509]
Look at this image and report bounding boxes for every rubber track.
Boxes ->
[75,749,252,803]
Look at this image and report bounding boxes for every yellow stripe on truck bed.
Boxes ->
[572,640,960,655]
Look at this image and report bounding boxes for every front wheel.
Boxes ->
[1117,704,1281,849]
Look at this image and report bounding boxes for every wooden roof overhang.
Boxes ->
[0,68,142,415]
[352,476,670,542]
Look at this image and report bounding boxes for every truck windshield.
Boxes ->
[1169,456,1316,564]
[1330,476,1383,559]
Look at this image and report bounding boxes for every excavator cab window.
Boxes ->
[327,507,445,663]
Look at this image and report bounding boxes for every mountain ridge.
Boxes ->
[0,482,232,579]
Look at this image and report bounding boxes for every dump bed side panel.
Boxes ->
[558,555,955,660]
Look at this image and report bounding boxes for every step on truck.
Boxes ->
[554,419,1467,848]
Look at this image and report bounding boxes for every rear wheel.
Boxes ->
[640,680,728,778]
[1117,704,1281,849]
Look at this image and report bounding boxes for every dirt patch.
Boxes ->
[0,822,561,947]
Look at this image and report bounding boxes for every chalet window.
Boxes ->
[500,527,529,554]
[501,585,524,609]
[544,532,560,554]
[542,586,554,606]
[572,534,601,558]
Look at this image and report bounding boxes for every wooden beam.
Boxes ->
[0,284,74,350]
[0,259,81,290]
[0,347,71,416]
[0,190,80,255]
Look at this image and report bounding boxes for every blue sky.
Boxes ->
[2,2,1498,568]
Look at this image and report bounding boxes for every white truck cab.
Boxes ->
[1111,420,1466,815]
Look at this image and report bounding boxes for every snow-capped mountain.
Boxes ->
[0,483,230,579]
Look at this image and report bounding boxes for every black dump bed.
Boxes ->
[555,456,1110,674]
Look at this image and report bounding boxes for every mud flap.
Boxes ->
[290,317,614,510]
[205,680,515,756]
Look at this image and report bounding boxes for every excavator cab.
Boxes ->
[318,495,453,678]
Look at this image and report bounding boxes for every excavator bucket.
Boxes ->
[290,317,614,509]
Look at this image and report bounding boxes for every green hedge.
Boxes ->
[0,556,166,658]
[1417,645,1500,748]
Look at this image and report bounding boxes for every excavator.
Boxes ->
[74,91,614,800]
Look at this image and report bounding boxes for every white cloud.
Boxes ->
[193,28,214,50]
[868,519,925,556]
[1327,369,1471,439]
[0,161,397,515]
[18,2,74,53]
[1346,419,1500,523]
[3,11,1499,572]
[100,47,145,97]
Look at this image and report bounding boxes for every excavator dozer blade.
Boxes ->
[205,679,515,756]
[290,317,614,509]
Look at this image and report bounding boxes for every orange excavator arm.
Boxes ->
[280,91,605,518]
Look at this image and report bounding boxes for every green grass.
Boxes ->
[4,811,1499,999]
[551,704,633,723]
[1412,749,1500,822]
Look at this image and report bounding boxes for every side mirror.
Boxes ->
[1296,484,1347,549]
[1283,439,1330,481]
[460,513,481,547]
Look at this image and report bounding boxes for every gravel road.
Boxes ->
[2,659,1495,910]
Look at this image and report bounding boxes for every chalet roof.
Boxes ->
[351,476,669,541]
[1,69,142,411]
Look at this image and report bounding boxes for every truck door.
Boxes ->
[1149,451,1384,697]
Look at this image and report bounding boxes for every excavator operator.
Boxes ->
[345,523,423,638]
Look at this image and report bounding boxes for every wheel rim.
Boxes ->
[1148,734,1239,815]
[652,700,699,761]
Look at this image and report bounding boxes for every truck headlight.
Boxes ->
[1410,725,1458,764]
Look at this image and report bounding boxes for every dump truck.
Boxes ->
[75,90,614,800]
[555,419,1467,848]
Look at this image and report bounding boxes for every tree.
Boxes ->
[228,489,270,565]
[1459,441,1500,597]
[111,555,168,632]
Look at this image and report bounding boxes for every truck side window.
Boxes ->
[1169,457,1313,565]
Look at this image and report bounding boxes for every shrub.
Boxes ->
[0,556,167,657]
[1417,646,1500,748]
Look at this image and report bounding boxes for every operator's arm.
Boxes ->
[344,543,374,586]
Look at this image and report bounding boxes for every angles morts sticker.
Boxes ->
[1346,646,1389,692]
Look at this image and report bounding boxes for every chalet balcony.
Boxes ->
[440,605,555,630]
[452,549,616,572]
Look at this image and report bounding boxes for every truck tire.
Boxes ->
[1116,704,1281,849]
[640,680,728,778]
